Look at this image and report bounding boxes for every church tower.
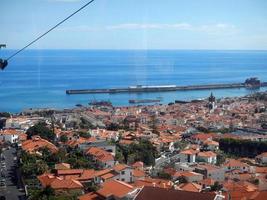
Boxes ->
[208,92,216,111]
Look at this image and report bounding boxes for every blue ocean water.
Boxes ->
[0,50,267,113]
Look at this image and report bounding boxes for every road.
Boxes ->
[0,146,26,200]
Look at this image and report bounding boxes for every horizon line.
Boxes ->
[2,48,267,51]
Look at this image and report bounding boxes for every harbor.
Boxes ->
[66,78,267,95]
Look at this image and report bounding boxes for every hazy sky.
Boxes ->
[1,0,267,50]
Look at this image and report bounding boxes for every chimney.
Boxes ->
[152,182,156,187]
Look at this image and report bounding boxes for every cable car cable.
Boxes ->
[6,0,96,62]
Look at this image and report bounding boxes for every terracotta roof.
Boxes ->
[178,183,202,192]
[79,192,103,200]
[224,159,249,168]
[97,180,134,198]
[192,133,213,141]
[78,170,96,181]
[50,178,83,190]
[135,186,216,200]
[38,174,83,190]
[174,171,203,178]
[255,167,267,174]
[133,169,145,178]
[86,147,114,162]
[256,152,267,158]
[249,191,267,200]
[203,140,219,146]
[199,178,216,186]
[132,161,144,168]
[198,151,217,157]
[223,180,258,194]
[101,173,115,180]
[113,164,128,172]
[180,149,199,155]
[94,169,113,177]
[133,178,172,189]
[57,169,84,176]
[197,164,220,171]
[22,136,58,154]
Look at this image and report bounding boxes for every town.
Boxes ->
[1,91,267,200]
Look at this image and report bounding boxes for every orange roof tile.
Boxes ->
[180,149,199,155]
[198,151,217,157]
[22,136,58,154]
[79,192,102,200]
[133,169,145,178]
[178,183,202,192]
[86,147,114,162]
[97,180,134,198]
[113,164,128,172]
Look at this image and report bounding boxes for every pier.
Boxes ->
[66,78,267,95]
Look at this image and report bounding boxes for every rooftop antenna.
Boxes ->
[0,44,8,70]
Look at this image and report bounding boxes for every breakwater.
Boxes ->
[66,79,267,95]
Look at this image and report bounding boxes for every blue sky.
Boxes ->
[1,0,267,49]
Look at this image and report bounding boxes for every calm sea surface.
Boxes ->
[0,50,267,113]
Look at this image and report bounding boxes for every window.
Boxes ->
[121,171,125,175]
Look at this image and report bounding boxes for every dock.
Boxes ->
[66,78,267,95]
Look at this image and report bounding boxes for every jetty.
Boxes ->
[66,78,267,95]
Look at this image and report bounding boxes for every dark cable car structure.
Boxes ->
[0,0,96,71]
[0,44,8,70]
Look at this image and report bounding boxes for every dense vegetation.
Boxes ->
[26,122,55,141]
[116,139,158,166]
[219,138,267,158]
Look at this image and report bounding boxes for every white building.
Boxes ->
[5,118,32,130]
[179,149,198,163]
[0,130,20,143]
[195,164,225,182]
[113,164,133,183]
[256,152,267,164]
[197,151,217,164]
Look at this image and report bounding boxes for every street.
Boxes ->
[0,146,26,200]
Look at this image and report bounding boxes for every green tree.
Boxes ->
[210,181,223,191]
[118,139,158,166]
[78,131,91,138]
[59,135,68,143]
[42,186,55,200]
[158,171,172,180]
[27,122,55,141]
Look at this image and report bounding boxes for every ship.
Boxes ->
[89,100,112,107]
[129,99,161,104]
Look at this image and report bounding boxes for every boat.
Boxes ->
[89,100,112,107]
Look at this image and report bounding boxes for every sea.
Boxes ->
[1,50,267,113]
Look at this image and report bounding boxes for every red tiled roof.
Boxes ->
[135,186,216,200]
[113,164,128,172]
[198,151,217,157]
[178,183,202,192]
[180,149,199,155]
[86,147,114,162]
[22,136,58,154]
[38,173,83,190]
[79,192,103,200]
[97,180,134,198]
[133,169,145,178]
